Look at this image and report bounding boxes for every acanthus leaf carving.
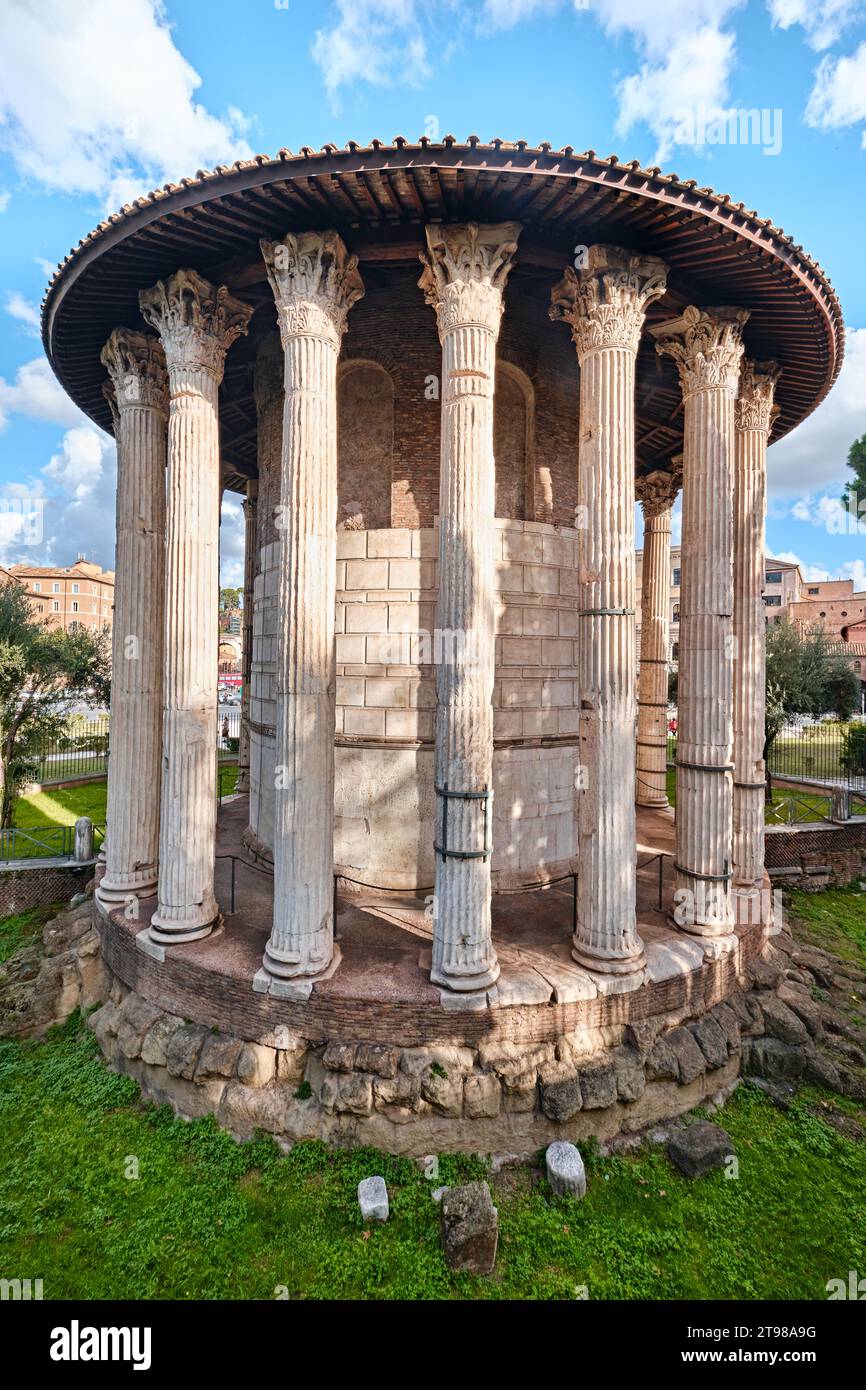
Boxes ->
[139,268,252,382]
[654,305,749,398]
[260,229,364,350]
[636,467,682,517]
[100,328,168,416]
[736,358,782,433]
[418,221,521,338]
[549,245,668,359]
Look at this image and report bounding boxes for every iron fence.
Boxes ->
[667,723,866,793]
[0,821,105,862]
[31,716,110,783]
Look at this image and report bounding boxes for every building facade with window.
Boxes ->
[636,547,803,666]
[10,557,115,635]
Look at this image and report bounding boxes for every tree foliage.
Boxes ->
[841,430,866,513]
[0,582,110,827]
[764,622,860,793]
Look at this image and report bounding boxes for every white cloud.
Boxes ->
[5,292,40,337]
[312,0,430,102]
[43,427,106,501]
[0,0,252,212]
[805,40,866,142]
[767,0,865,51]
[0,356,88,432]
[0,190,10,213]
[483,0,563,26]
[0,425,117,569]
[767,326,866,497]
[614,21,740,163]
[219,494,246,588]
[772,551,832,581]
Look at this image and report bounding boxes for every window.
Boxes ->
[672,604,680,623]
[671,641,680,660]
[33,581,40,592]
[71,601,79,613]
[92,586,97,596]
[91,602,97,613]
[808,587,819,595]
[765,570,782,584]
[36,604,44,613]
[52,600,59,612]
[52,582,60,593]
[72,583,79,594]
[763,594,782,606]
[672,567,681,586]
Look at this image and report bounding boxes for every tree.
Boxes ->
[763,622,859,798]
[841,430,866,516]
[0,581,110,827]
[220,587,241,611]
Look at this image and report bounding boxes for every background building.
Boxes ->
[10,555,114,635]
[636,546,804,666]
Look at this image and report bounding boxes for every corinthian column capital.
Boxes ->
[549,245,668,359]
[636,466,682,517]
[139,268,252,381]
[653,305,750,398]
[100,328,168,415]
[418,221,521,338]
[260,230,364,350]
[736,358,782,433]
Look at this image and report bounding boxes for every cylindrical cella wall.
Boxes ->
[244,284,582,889]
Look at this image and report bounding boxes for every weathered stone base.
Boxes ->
[86,957,746,1155]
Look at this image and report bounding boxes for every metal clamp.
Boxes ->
[434,782,493,861]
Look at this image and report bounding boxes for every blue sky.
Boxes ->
[1,0,865,587]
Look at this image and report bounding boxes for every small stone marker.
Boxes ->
[358,1175,389,1223]
[545,1141,587,1198]
[431,1185,449,1204]
[667,1121,734,1178]
[440,1181,498,1275]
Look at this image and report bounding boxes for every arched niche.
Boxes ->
[494,361,535,521]
[337,360,394,530]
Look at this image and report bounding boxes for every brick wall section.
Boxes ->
[339,268,580,529]
[0,862,93,918]
[765,821,866,889]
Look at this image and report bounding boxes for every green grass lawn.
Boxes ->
[664,768,840,825]
[784,883,866,966]
[0,1013,863,1299]
[5,762,239,860]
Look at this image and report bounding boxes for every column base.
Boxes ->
[669,913,736,940]
[431,958,501,993]
[235,768,251,794]
[636,795,670,810]
[96,874,158,905]
[253,944,342,1000]
[571,939,646,976]
[149,898,220,945]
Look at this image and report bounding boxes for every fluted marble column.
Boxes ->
[550,246,667,974]
[635,464,681,809]
[236,481,257,795]
[96,330,167,904]
[418,222,520,993]
[139,269,252,946]
[733,360,780,909]
[654,306,749,939]
[255,230,363,995]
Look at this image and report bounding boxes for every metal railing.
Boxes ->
[764,791,834,825]
[0,820,105,862]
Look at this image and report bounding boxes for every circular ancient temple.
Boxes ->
[43,140,844,1152]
